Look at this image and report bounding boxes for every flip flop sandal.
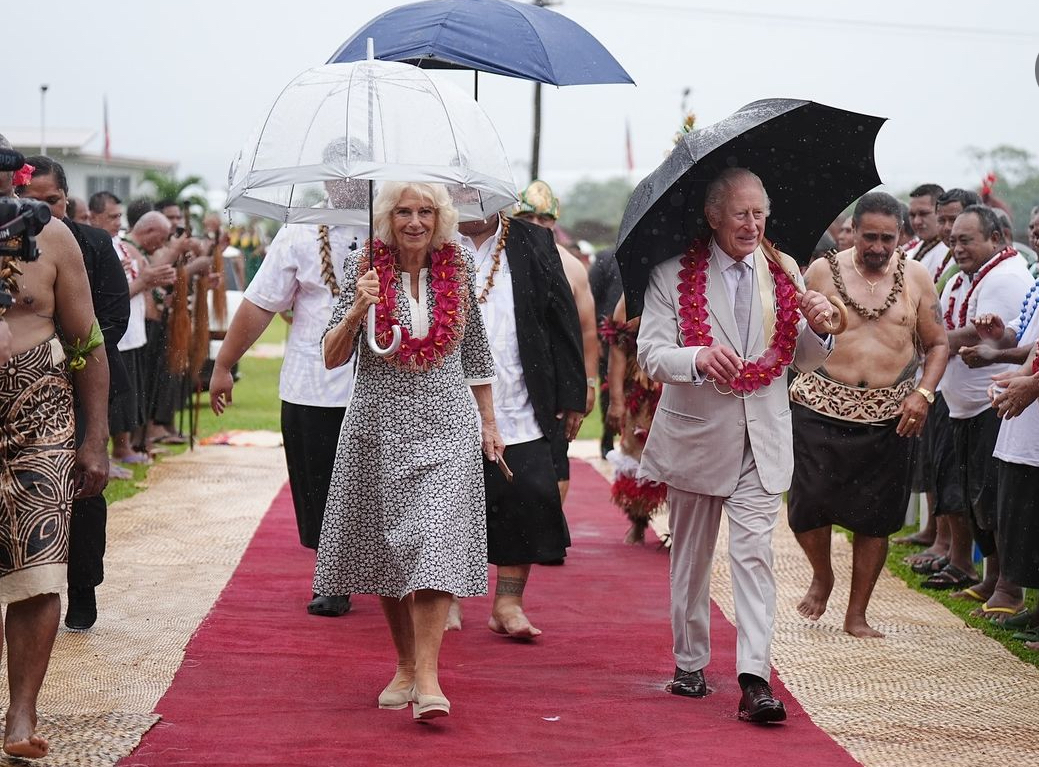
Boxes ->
[969,605,1026,625]
[1012,629,1039,642]
[1003,611,1039,630]
[951,587,987,603]
[909,554,949,574]
[921,564,980,590]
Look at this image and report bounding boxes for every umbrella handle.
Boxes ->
[366,304,402,356]
[822,295,848,335]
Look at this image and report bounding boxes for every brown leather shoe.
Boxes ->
[667,667,707,698]
[738,676,786,722]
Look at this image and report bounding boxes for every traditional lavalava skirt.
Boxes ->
[0,338,74,603]
[788,372,916,538]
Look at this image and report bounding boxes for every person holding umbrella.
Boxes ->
[314,181,501,721]
[209,145,367,619]
[636,168,837,722]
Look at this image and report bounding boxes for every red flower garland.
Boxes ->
[677,239,801,393]
[370,239,467,372]
[610,472,668,522]
[1032,341,1039,375]
[943,247,1018,330]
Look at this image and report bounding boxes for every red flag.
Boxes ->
[103,96,111,162]
[625,119,634,173]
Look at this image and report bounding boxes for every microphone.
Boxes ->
[0,148,27,173]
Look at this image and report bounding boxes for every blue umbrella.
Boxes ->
[327,0,634,87]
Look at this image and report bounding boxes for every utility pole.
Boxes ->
[40,84,49,155]
[530,0,559,182]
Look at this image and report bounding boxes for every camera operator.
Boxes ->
[18,156,132,631]
[0,133,109,759]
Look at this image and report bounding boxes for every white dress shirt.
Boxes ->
[940,252,1032,419]
[689,240,830,383]
[993,302,1039,467]
[244,224,360,408]
[457,221,542,446]
[114,237,148,352]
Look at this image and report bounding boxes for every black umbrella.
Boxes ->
[615,98,886,317]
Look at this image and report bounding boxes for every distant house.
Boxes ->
[7,127,176,201]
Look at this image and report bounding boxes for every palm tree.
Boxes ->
[141,169,208,211]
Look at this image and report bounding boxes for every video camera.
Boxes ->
[1,148,51,263]
[1,148,51,311]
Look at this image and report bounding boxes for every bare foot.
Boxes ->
[488,605,542,639]
[796,575,834,621]
[844,615,884,638]
[444,596,462,631]
[4,712,48,759]
[903,546,949,568]
[892,532,935,547]
[1025,640,1039,652]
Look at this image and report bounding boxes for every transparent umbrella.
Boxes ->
[225,46,518,355]
[225,51,517,227]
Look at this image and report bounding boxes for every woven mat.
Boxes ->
[570,439,1039,767]
[0,446,287,767]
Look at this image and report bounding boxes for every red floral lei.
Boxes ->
[369,239,467,372]
[678,239,801,393]
[943,246,1018,330]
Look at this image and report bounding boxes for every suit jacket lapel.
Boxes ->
[707,252,740,351]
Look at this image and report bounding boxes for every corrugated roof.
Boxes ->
[5,127,96,150]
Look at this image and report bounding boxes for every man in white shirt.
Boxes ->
[924,205,1032,618]
[456,212,585,639]
[210,219,362,617]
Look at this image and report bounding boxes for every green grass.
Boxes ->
[884,528,1039,669]
[102,318,290,507]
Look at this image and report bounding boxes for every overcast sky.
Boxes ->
[5,0,1038,208]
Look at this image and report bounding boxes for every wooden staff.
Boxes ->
[210,224,228,327]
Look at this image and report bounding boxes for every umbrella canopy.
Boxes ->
[615,99,886,317]
[327,0,634,86]
[225,59,517,225]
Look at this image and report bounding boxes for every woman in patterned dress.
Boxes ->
[315,182,502,721]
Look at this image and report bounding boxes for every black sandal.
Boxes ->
[909,554,949,574]
[921,563,980,590]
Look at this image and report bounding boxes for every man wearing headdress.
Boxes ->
[456,207,585,638]
[513,180,599,505]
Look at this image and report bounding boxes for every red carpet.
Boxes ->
[121,460,860,767]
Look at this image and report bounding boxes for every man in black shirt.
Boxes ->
[19,156,130,631]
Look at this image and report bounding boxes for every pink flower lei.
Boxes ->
[369,239,468,372]
[677,239,801,393]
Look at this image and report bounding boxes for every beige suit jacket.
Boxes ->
[636,244,830,497]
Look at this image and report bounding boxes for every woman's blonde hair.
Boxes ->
[373,182,459,250]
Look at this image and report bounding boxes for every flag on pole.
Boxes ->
[625,119,634,174]
[103,96,111,162]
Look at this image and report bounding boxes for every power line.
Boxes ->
[570,0,1039,43]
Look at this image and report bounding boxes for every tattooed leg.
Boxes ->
[489,565,542,639]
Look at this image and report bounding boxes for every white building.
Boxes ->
[7,127,176,201]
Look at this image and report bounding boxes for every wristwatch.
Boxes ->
[914,386,935,405]
[586,377,598,389]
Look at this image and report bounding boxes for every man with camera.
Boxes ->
[0,133,109,758]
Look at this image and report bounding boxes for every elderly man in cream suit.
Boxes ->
[637,168,836,723]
